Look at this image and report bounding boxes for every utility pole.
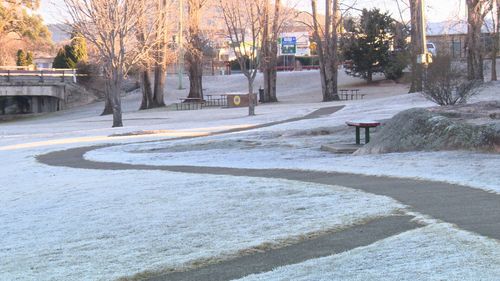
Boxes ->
[178,0,184,89]
[417,0,430,89]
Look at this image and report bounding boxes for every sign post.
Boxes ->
[280,37,296,71]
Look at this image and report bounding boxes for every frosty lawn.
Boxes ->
[1,71,498,280]
[235,223,500,281]
[84,91,500,193]
[0,150,404,280]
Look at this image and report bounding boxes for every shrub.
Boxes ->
[384,51,408,81]
[422,56,481,106]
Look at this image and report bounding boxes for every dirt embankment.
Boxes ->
[356,101,500,154]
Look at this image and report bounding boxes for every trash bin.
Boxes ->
[258,88,264,102]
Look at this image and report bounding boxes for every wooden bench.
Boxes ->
[175,98,204,110]
[346,121,381,144]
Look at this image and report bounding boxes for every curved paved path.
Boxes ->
[38,146,500,241]
[35,105,500,280]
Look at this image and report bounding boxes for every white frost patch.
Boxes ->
[235,223,500,281]
[0,150,404,281]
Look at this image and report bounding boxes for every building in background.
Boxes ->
[426,20,494,59]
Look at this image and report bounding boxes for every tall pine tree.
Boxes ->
[52,33,88,68]
[342,9,394,82]
[16,50,27,66]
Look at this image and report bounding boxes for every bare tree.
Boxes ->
[219,0,261,115]
[63,0,161,127]
[466,0,493,81]
[311,0,340,101]
[259,0,287,103]
[185,0,207,100]
[137,6,155,110]
[151,0,171,108]
[139,0,175,110]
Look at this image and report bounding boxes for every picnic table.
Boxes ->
[339,89,366,100]
[346,121,381,144]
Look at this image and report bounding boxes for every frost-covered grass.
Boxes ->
[1,71,498,281]
[85,90,500,193]
[0,149,404,280]
[235,223,500,281]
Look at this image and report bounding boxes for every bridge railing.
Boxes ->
[0,69,78,83]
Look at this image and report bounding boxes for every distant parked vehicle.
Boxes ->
[427,42,437,56]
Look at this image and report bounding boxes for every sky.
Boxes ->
[39,0,466,25]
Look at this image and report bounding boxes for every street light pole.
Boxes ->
[420,0,428,62]
[178,0,184,90]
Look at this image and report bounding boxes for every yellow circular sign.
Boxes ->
[233,95,241,106]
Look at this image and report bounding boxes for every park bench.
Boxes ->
[346,121,381,144]
[339,89,366,100]
[175,98,204,110]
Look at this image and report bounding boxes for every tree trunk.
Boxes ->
[111,88,123,128]
[311,0,339,102]
[268,0,280,102]
[151,0,168,108]
[105,74,123,127]
[139,69,153,110]
[260,0,279,103]
[248,79,255,116]
[466,0,490,81]
[262,54,278,102]
[467,23,484,81]
[186,0,204,100]
[323,62,338,101]
[101,89,113,115]
[268,67,278,102]
[152,65,166,107]
[323,0,339,101]
[187,55,203,99]
[492,47,498,81]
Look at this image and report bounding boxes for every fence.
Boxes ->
[0,69,78,83]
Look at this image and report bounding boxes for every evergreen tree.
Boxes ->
[69,36,88,63]
[16,50,27,66]
[342,8,394,82]
[52,48,69,68]
[64,45,77,68]
[52,34,88,68]
[26,51,34,66]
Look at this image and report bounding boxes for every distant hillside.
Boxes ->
[48,24,71,43]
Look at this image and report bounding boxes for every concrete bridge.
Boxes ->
[0,70,81,115]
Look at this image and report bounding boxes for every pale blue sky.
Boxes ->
[39,0,465,25]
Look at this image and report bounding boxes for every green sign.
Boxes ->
[281,36,297,55]
[281,45,296,54]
